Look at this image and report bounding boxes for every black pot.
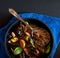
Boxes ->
[5,18,54,58]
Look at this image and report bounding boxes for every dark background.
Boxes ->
[0,0,60,58]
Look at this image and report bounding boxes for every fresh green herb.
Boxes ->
[25,21,29,26]
[45,44,50,54]
[14,47,23,55]
[25,36,29,41]
[30,39,35,48]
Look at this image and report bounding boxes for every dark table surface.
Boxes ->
[0,0,60,58]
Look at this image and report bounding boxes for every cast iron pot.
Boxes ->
[5,18,53,58]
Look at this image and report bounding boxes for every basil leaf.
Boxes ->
[25,21,29,27]
[25,36,29,41]
[45,44,50,53]
[25,21,29,25]
[30,39,35,48]
[14,47,23,55]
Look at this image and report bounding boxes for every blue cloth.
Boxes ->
[0,13,60,58]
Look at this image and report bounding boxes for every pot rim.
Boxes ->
[5,18,54,58]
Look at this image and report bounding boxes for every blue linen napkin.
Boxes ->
[0,13,60,58]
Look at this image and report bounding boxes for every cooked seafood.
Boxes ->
[8,22,50,58]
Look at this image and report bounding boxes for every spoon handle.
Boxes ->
[9,8,26,24]
[9,8,32,30]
